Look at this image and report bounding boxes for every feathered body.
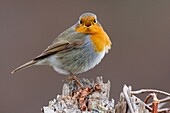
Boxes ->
[12,13,111,75]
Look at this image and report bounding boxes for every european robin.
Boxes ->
[11,13,112,86]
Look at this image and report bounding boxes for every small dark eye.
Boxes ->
[80,20,83,24]
[94,19,96,23]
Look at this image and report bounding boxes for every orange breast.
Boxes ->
[90,30,111,53]
[75,23,112,53]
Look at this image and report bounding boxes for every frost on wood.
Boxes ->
[42,77,114,113]
[42,77,170,113]
[115,85,150,113]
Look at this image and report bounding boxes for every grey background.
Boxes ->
[1,0,170,113]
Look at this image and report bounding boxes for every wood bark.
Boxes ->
[42,77,170,113]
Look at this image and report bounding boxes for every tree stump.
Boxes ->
[42,77,170,113]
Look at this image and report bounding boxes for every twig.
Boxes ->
[133,89,170,113]
[147,96,170,113]
[145,94,154,104]
[151,93,159,113]
[148,96,170,106]
[158,108,170,113]
[123,85,134,113]
[133,95,153,112]
[131,89,170,96]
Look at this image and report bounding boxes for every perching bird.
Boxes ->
[11,12,112,85]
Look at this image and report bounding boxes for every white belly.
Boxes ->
[42,36,108,75]
[46,49,106,75]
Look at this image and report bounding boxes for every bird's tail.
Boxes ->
[11,60,37,74]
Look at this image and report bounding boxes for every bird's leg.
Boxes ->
[67,73,83,88]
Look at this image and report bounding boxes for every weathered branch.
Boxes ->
[41,77,170,113]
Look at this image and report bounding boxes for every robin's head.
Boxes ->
[75,13,103,34]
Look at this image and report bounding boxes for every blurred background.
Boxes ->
[1,0,170,113]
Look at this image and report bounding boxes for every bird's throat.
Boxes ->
[90,31,111,53]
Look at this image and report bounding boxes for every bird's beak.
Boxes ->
[84,20,92,27]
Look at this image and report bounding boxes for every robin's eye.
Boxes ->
[79,20,83,24]
[94,19,96,23]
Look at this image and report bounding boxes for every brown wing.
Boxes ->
[34,41,84,60]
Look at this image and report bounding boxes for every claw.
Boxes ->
[67,73,83,88]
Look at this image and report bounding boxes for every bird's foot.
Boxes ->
[67,73,83,88]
